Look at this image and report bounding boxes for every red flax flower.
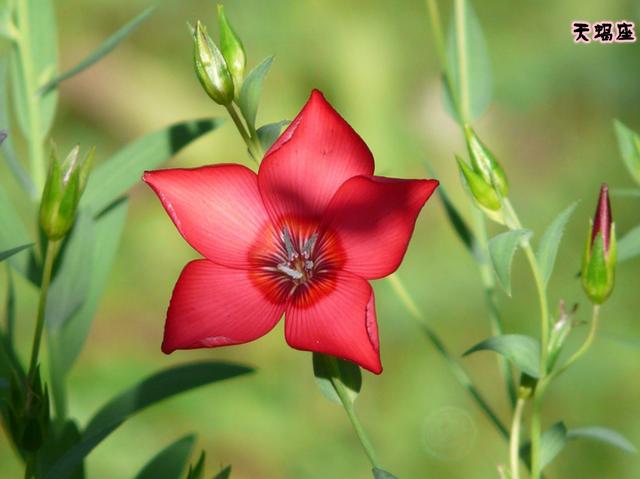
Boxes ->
[143,90,438,373]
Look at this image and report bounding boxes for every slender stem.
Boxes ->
[27,239,57,385]
[454,0,470,123]
[16,0,45,192]
[24,454,34,479]
[225,103,263,162]
[509,398,525,479]
[387,273,509,440]
[326,357,381,469]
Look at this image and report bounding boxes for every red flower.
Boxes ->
[143,90,438,373]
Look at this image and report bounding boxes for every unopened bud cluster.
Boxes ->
[193,5,246,105]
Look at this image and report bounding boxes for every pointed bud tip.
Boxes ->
[592,182,612,251]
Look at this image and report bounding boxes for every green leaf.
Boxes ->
[0,59,36,197]
[372,468,398,479]
[568,426,637,454]
[464,334,540,378]
[612,188,640,198]
[134,434,196,479]
[520,422,567,470]
[256,120,289,152]
[9,0,58,137]
[536,202,578,286]
[213,465,232,479]
[0,184,35,279]
[614,119,640,185]
[46,361,252,479]
[618,225,640,263]
[238,56,273,128]
[81,119,222,215]
[46,213,93,331]
[445,0,492,123]
[36,420,85,479]
[40,7,155,96]
[0,243,32,262]
[185,451,206,479]
[312,352,361,405]
[50,199,128,377]
[488,229,531,295]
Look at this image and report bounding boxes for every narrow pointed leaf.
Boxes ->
[213,465,232,479]
[46,212,93,331]
[46,362,252,479]
[256,120,289,152]
[520,422,567,470]
[312,352,361,405]
[186,451,206,479]
[445,0,492,122]
[568,427,637,454]
[49,198,128,377]
[488,229,531,295]
[238,56,273,128]
[537,202,578,286]
[464,334,540,378]
[133,434,196,479]
[40,7,155,95]
[81,118,222,215]
[0,243,32,262]
[614,119,640,185]
[36,420,85,479]
[373,468,398,479]
[618,225,640,263]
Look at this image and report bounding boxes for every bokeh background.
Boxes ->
[2,0,640,477]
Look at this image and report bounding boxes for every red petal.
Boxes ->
[284,271,382,374]
[323,175,438,279]
[162,259,285,353]
[144,165,277,269]
[258,90,374,223]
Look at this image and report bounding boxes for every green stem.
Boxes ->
[387,273,509,440]
[326,356,380,469]
[16,0,45,192]
[454,0,470,123]
[26,239,57,386]
[225,103,263,162]
[509,398,525,479]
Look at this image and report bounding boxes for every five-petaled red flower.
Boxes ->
[143,90,438,373]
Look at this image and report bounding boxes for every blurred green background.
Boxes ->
[2,0,640,477]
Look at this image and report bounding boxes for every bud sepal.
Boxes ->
[193,21,234,105]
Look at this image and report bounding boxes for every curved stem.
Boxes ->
[326,356,380,469]
[225,104,263,162]
[510,398,525,479]
[388,273,509,440]
[27,239,57,386]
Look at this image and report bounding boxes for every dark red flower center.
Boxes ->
[249,219,344,307]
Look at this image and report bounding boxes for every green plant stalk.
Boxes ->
[326,356,381,469]
[26,239,57,389]
[225,103,263,162]
[388,273,509,440]
[47,332,68,423]
[454,0,470,122]
[509,398,525,479]
[15,0,46,192]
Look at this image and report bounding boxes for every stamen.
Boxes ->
[281,228,297,261]
[302,233,318,259]
[304,260,314,270]
[277,263,304,280]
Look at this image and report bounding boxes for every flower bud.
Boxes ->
[464,125,509,197]
[581,184,616,304]
[193,21,234,105]
[547,301,577,370]
[217,4,246,95]
[39,145,93,241]
[456,155,501,211]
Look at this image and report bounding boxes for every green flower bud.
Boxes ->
[39,145,94,241]
[456,155,501,211]
[193,21,234,105]
[581,184,616,304]
[464,125,509,197]
[217,4,246,95]
[547,301,577,370]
